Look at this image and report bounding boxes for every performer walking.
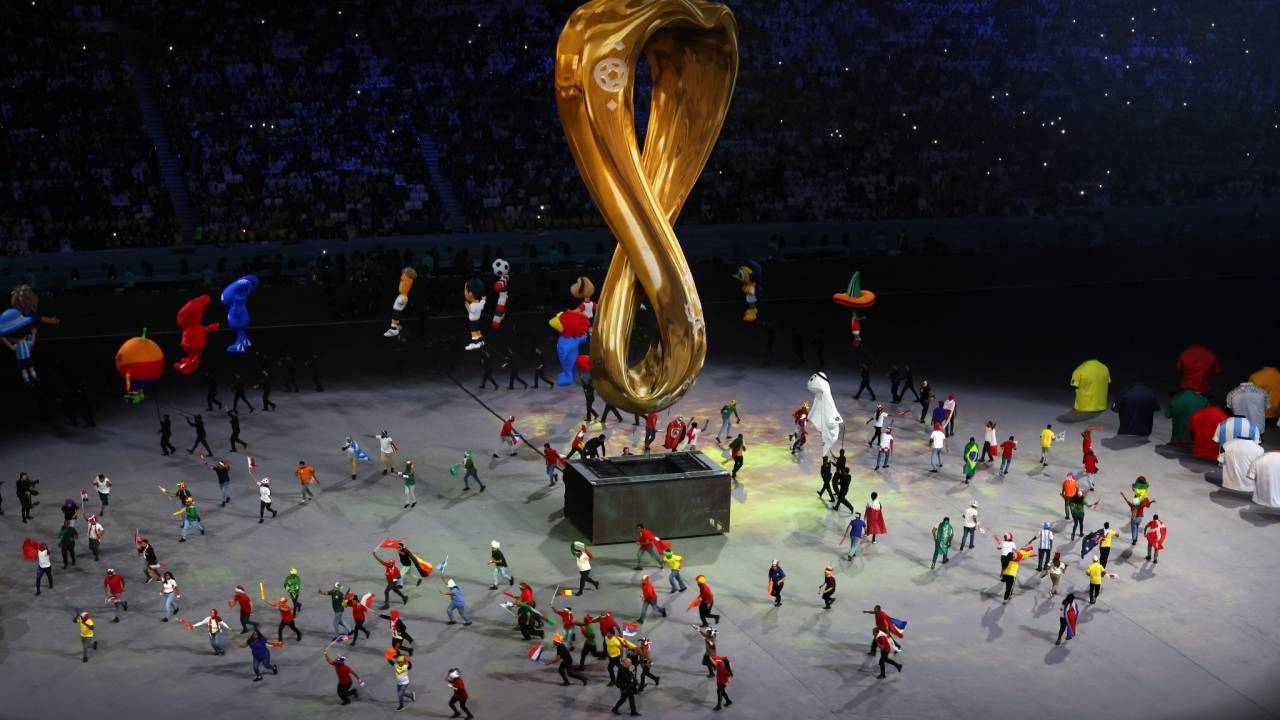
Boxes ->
[635,524,665,570]
[227,409,246,451]
[380,608,416,655]
[866,404,887,447]
[254,475,277,523]
[401,460,418,508]
[962,437,979,484]
[158,415,177,455]
[864,492,888,543]
[715,400,740,444]
[546,632,588,685]
[372,550,409,608]
[960,501,980,550]
[173,497,205,542]
[1145,514,1167,563]
[241,629,279,682]
[1036,522,1054,572]
[229,584,259,633]
[729,434,746,479]
[1086,555,1106,604]
[160,571,181,622]
[930,517,953,568]
[488,540,514,588]
[819,567,837,608]
[980,421,998,462]
[321,582,353,639]
[1056,593,1080,645]
[323,644,363,705]
[817,456,834,502]
[231,373,253,413]
[543,443,561,486]
[611,657,641,716]
[446,668,473,719]
[75,611,97,663]
[268,595,303,642]
[573,541,600,594]
[999,435,1018,474]
[638,574,667,623]
[634,637,660,689]
[84,512,104,560]
[503,347,528,389]
[189,608,231,655]
[840,511,866,560]
[461,450,485,492]
[203,458,233,506]
[388,651,417,711]
[294,461,318,503]
[91,474,111,516]
[373,431,397,475]
[643,411,658,453]
[831,466,855,513]
[103,568,127,620]
[874,426,894,470]
[873,627,904,678]
[711,654,735,710]
[395,541,431,586]
[664,416,687,452]
[187,414,212,456]
[441,578,473,626]
[492,415,519,458]
[347,590,372,644]
[767,560,786,607]
[1040,424,1056,466]
[205,372,223,411]
[693,625,719,677]
[1040,551,1067,596]
[853,363,875,400]
[694,574,720,626]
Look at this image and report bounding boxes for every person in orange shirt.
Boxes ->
[293,461,319,503]
[1061,473,1079,520]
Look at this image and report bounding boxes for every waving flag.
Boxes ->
[887,616,907,637]
[247,456,257,470]
[527,643,545,662]
[411,553,433,576]
[178,619,195,630]
[621,623,639,638]
[377,537,400,549]
[21,538,40,560]
[1080,528,1105,557]
[556,588,574,597]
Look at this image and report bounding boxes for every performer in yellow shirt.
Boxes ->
[1086,556,1106,604]
[604,629,637,686]
[1098,522,1118,568]
[75,610,97,662]
[1039,424,1056,466]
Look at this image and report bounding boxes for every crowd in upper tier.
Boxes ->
[3,0,1277,254]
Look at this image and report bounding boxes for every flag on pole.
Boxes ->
[267,640,285,648]
[437,555,449,575]
[178,619,195,630]
[527,643,544,662]
[621,623,639,638]
[556,588,574,597]
[411,553,433,576]
[377,537,400,549]
[359,592,375,609]
[247,456,257,470]
[21,538,40,560]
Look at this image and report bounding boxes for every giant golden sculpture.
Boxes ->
[555,0,738,414]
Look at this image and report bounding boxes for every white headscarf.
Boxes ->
[806,372,843,456]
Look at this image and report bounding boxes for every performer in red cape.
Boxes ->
[864,492,888,543]
[1056,592,1080,645]
[790,402,809,454]
[863,604,904,656]
[1144,514,1167,563]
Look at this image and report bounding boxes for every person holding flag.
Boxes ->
[461,450,484,492]
[549,594,577,650]
[372,547,409,608]
[251,466,277,523]
[173,497,205,542]
[633,637,660,690]
[341,436,370,479]
[493,415,519,458]
[693,625,718,677]
[544,633,588,685]
[84,512,105,560]
[1055,592,1080,645]
[189,608,231,655]
[75,610,97,662]
[267,594,303,642]
[1144,514,1167,563]
[863,605,904,654]
[691,574,720,626]
[103,568,127,620]
[576,611,603,670]
[320,582,353,639]
[604,627,637,687]
[1000,542,1035,604]
[962,437,980,484]
[387,650,416,710]
[394,541,432,586]
[323,642,362,703]
[565,423,588,460]
[346,590,373,644]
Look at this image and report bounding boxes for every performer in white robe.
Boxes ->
[806,372,843,457]
[1246,452,1280,508]
[1220,438,1265,493]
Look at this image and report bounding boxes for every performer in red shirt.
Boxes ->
[323,643,363,705]
[267,595,303,642]
[228,584,260,634]
[690,575,720,626]
[644,412,659,453]
[543,444,562,485]
[103,568,127,621]
[447,668,473,719]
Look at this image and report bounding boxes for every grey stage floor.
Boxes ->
[2,362,1279,720]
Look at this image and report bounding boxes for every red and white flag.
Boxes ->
[247,456,258,470]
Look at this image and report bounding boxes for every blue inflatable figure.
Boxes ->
[549,309,591,386]
[220,275,259,353]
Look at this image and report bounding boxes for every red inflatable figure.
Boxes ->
[174,295,220,375]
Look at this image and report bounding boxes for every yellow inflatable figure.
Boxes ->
[1070,359,1111,413]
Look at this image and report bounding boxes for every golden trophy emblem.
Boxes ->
[556,0,739,414]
